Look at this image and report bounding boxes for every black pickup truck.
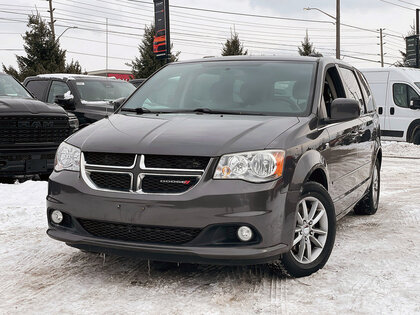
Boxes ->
[23,74,136,128]
[0,73,78,182]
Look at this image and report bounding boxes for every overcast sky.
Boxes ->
[0,0,416,73]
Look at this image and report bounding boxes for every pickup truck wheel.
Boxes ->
[0,177,16,184]
[270,182,336,278]
[354,159,380,215]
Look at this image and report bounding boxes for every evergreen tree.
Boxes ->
[2,13,82,81]
[221,31,248,56]
[128,24,179,79]
[298,30,321,56]
[65,59,82,74]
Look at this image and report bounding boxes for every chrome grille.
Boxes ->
[81,152,209,194]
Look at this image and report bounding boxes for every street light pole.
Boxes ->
[304,3,340,59]
[336,0,340,60]
[56,26,78,42]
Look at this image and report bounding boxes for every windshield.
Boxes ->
[0,74,32,98]
[74,79,135,102]
[122,61,316,116]
[415,82,420,89]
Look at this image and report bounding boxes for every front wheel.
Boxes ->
[270,182,336,278]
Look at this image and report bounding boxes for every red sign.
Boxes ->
[106,73,134,81]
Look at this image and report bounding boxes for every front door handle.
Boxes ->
[390,107,395,115]
[378,107,383,115]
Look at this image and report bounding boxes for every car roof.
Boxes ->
[172,55,348,66]
[361,67,420,82]
[28,74,119,81]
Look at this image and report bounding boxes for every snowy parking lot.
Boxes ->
[0,142,419,314]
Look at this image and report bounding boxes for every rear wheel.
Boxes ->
[354,159,380,215]
[270,182,336,278]
[413,130,420,145]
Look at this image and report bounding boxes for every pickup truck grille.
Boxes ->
[0,116,70,145]
[78,219,201,245]
[81,152,210,194]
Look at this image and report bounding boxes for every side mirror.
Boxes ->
[409,98,420,109]
[112,97,127,112]
[330,98,360,122]
[55,94,75,110]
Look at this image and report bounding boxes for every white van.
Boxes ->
[362,68,420,144]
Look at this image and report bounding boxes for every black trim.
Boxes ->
[381,130,404,137]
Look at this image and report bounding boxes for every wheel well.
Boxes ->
[307,168,328,191]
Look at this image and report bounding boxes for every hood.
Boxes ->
[0,97,67,115]
[67,113,299,156]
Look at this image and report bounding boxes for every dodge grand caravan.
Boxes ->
[47,56,381,277]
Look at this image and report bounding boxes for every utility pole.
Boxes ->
[106,18,108,74]
[379,28,384,67]
[336,0,340,59]
[47,0,55,40]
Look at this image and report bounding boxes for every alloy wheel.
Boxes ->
[291,196,329,264]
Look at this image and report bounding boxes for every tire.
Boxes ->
[270,182,336,278]
[354,159,380,215]
[0,177,16,184]
[413,130,420,145]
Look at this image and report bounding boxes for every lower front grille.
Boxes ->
[78,219,202,245]
[141,175,200,193]
[88,172,132,191]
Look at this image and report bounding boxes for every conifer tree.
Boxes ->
[2,13,82,81]
[221,31,248,56]
[128,24,179,79]
[298,30,321,56]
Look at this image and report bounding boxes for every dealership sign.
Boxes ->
[153,0,170,59]
[406,35,419,68]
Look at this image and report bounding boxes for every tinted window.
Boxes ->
[123,61,317,116]
[47,81,71,103]
[339,67,365,114]
[356,71,375,112]
[74,80,135,102]
[25,80,49,100]
[0,75,32,98]
[393,83,420,108]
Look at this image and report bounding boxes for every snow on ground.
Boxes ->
[0,143,419,314]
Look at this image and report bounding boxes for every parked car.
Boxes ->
[23,74,136,128]
[129,78,146,88]
[362,67,420,144]
[46,56,381,277]
[0,72,78,182]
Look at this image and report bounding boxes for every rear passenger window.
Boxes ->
[339,67,366,114]
[25,80,49,100]
[393,83,420,108]
[356,71,375,112]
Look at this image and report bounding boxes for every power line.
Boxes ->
[379,0,415,10]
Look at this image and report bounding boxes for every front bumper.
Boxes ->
[47,171,300,265]
[0,147,57,177]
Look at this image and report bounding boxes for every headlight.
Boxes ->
[54,142,81,172]
[68,116,79,132]
[214,150,285,183]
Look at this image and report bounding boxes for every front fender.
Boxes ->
[289,150,329,192]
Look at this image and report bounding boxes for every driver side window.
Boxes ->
[47,81,71,103]
[393,83,419,108]
[322,66,345,118]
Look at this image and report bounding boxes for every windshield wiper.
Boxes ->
[120,107,152,114]
[190,108,265,115]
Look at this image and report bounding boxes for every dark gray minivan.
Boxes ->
[46,56,381,277]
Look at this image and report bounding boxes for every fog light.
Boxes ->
[51,210,63,224]
[237,226,253,242]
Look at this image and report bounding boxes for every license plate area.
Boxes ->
[26,159,47,172]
